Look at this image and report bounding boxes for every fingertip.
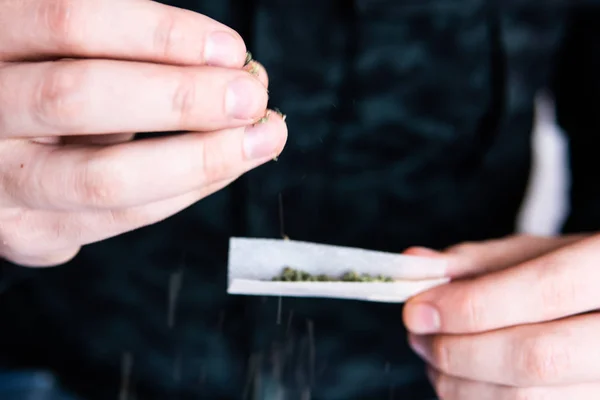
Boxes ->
[403,301,442,334]
[404,246,443,258]
[204,30,248,68]
[225,73,270,121]
[243,59,269,89]
[243,109,288,161]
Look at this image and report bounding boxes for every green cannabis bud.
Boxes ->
[271,267,394,282]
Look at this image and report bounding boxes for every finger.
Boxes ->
[404,234,586,278]
[0,0,246,66]
[72,176,237,246]
[427,367,600,400]
[1,110,287,210]
[0,176,237,262]
[0,60,269,137]
[243,58,269,88]
[409,313,600,387]
[1,246,80,268]
[403,235,600,334]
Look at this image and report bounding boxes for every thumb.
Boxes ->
[404,234,587,278]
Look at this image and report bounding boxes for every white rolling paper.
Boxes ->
[227,237,450,303]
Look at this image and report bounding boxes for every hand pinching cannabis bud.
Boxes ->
[0,0,288,267]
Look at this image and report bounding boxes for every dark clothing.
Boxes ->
[0,370,78,400]
[0,1,599,399]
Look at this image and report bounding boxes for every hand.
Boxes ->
[402,233,600,399]
[0,0,287,267]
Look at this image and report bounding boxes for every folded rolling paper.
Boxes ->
[227,238,449,303]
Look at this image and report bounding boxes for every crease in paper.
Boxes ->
[227,238,449,303]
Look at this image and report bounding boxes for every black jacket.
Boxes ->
[0,1,599,399]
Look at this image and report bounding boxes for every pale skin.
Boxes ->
[0,0,287,267]
[403,233,600,399]
[6,2,599,398]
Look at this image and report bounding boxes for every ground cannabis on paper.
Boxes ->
[271,267,394,282]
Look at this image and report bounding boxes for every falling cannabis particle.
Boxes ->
[271,267,394,282]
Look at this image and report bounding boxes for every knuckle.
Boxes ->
[35,0,85,52]
[171,72,197,125]
[153,13,185,60]
[455,291,486,331]
[47,213,79,243]
[76,156,124,207]
[34,62,87,130]
[517,334,569,386]
[198,136,235,184]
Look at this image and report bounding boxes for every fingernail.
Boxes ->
[405,302,441,334]
[408,334,432,362]
[205,31,242,66]
[226,77,265,119]
[243,111,282,159]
